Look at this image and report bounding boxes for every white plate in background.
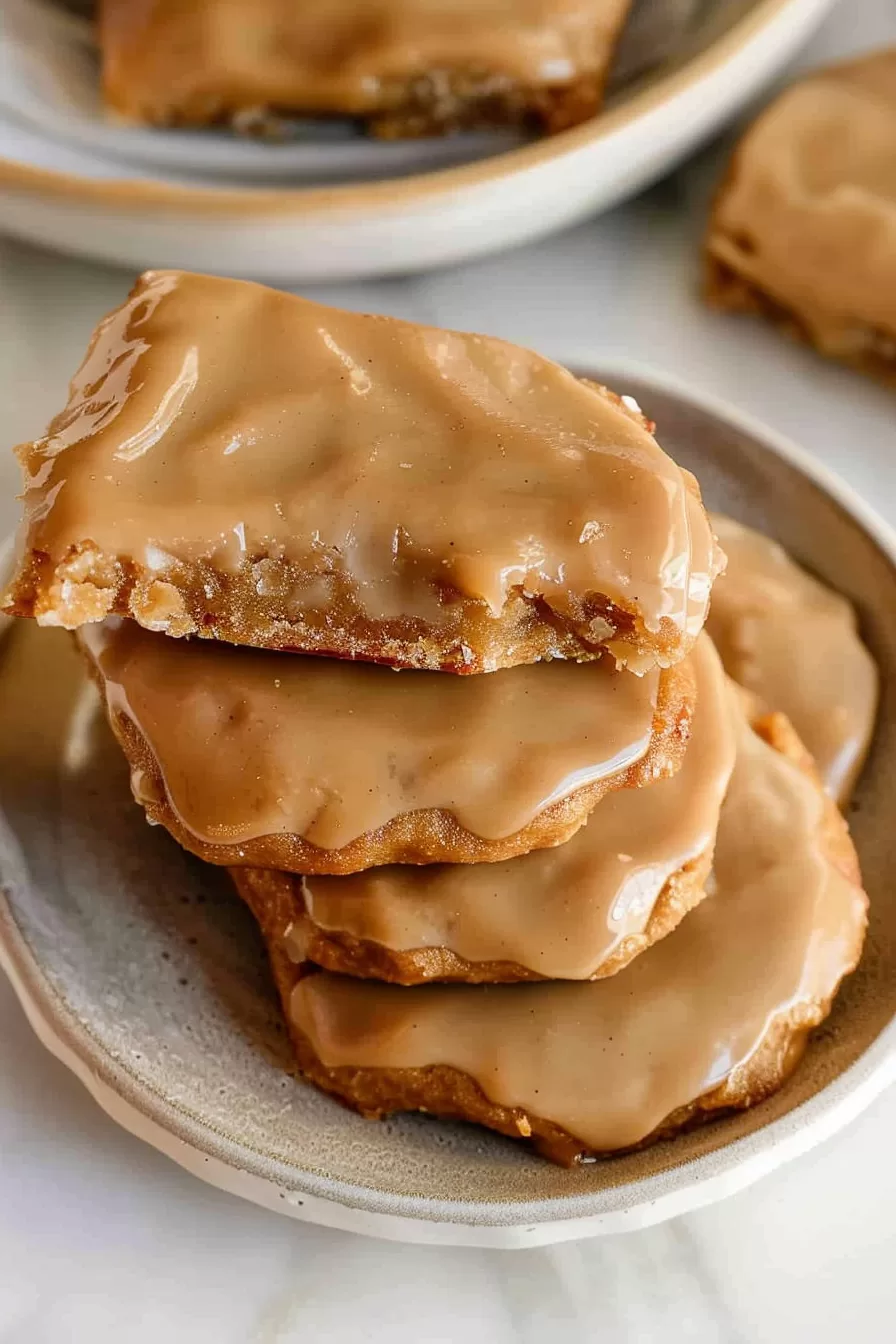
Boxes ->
[0,0,835,278]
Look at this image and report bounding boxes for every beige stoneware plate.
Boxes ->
[0,365,894,1247]
[0,0,835,278]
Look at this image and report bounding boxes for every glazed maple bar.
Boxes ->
[2,270,722,673]
[705,49,896,382]
[232,635,732,983]
[77,617,694,873]
[99,0,633,136]
[242,704,867,1164]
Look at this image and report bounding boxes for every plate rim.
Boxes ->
[1,358,895,1248]
[0,0,833,216]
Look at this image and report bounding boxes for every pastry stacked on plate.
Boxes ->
[0,271,875,1165]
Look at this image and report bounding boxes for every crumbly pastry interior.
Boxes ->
[99,0,633,135]
[707,515,878,804]
[705,49,896,379]
[283,703,868,1163]
[78,617,694,872]
[1,270,722,674]
[234,634,733,982]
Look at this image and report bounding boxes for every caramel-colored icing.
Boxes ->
[709,50,896,346]
[291,697,866,1150]
[292,634,733,977]
[102,0,630,120]
[707,515,878,804]
[79,617,664,850]
[11,270,719,663]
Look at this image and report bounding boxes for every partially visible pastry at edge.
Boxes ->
[705,49,896,381]
[233,634,733,983]
[263,701,868,1164]
[707,514,878,804]
[1,270,723,674]
[99,0,633,137]
[78,618,694,874]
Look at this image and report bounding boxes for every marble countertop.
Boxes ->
[1,1,895,1339]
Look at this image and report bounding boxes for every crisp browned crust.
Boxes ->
[238,711,867,1165]
[7,544,689,674]
[89,652,694,874]
[3,377,712,674]
[230,845,713,984]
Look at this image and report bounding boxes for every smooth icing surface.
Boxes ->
[80,617,664,849]
[101,0,631,118]
[293,635,732,977]
[292,697,866,1148]
[707,514,878,803]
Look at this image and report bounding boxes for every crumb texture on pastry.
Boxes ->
[2,270,722,672]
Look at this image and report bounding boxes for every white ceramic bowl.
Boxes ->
[0,0,835,279]
[1,364,894,1247]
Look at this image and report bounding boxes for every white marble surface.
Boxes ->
[1,1,895,1338]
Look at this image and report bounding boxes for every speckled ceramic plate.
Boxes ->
[1,365,895,1248]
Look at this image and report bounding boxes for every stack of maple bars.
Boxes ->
[0,271,871,1165]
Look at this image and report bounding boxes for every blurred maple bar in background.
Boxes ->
[705,48,896,382]
[98,0,633,137]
